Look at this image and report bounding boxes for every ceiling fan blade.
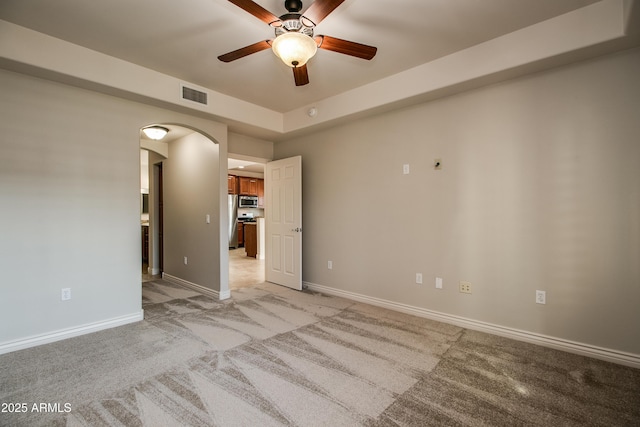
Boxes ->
[227,0,282,26]
[218,40,272,62]
[293,64,310,86]
[315,35,377,60]
[301,0,345,26]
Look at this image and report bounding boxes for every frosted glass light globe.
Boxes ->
[272,32,317,67]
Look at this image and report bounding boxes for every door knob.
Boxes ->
[291,227,302,232]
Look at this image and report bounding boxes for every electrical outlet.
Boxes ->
[536,290,546,304]
[61,288,71,301]
[435,277,443,289]
[184,256,188,265]
[328,260,333,270]
[459,281,472,294]
[403,164,410,175]
[416,273,423,284]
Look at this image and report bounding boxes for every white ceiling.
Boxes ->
[0,0,609,115]
[228,158,265,174]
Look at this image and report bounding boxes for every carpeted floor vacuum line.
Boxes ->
[0,279,638,426]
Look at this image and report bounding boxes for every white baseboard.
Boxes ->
[0,311,144,356]
[304,281,640,369]
[162,273,230,300]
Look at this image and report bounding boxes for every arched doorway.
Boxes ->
[140,124,228,299]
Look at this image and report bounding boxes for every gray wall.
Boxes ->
[228,132,273,161]
[274,48,640,355]
[163,133,221,291]
[0,69,227,346]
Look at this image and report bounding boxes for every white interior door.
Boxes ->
[265,156,302,290]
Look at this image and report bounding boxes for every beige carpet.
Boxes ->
[1,279,638,426]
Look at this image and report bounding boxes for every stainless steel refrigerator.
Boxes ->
[228,194,238,248]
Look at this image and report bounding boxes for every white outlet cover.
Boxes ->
[416,273,423,284]
[403,164,410,175]
[435,277,443,289]
[459,281,472,294]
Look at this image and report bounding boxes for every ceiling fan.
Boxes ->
[218,0,377,86]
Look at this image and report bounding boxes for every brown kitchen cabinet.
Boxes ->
[237,221,244,247]
[228,175,237,194]
[141,226,149,262]
[257,179,264,207]
[244,222,257,258]
[238,177,259,196]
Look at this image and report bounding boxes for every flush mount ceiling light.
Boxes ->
[142,126,169,140]
[272,32,317,68]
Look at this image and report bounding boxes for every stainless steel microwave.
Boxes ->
[238,195,258,208]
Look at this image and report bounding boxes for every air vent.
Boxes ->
[181,85,208,105]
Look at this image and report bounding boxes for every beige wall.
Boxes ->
[274,48,640,355]
[228,132,273,161]
[0,69,228,348]
[163,132,221,292]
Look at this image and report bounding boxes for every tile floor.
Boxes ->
[143,248,265,289]
[228,247,265,289]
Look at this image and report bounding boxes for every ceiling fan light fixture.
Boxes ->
[142,126,169,140]
[272,32,317,67]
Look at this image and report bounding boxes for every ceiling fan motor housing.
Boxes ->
[284,0,303,13]
[275,13,314,37]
